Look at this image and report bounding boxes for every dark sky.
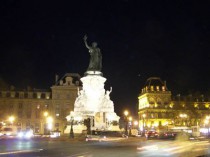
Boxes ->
[1,0,210,115]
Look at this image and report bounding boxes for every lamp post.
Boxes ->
[124,110,129,136]
[204,116,210,137]
[43,112,49,135]
[128,116,132,136]
[46,116,53,134]
[8,116,15,126]
[165,121,169,131]
[142,114,146,136]
[69,111,74,138]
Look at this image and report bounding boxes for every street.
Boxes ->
[0,136,210,157]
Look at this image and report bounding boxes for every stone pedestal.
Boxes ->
[65,71,120,134]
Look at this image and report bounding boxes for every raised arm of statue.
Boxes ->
[83,34,102,72]
[83,35,91,50]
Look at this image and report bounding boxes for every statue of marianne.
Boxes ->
[83,35,102,71]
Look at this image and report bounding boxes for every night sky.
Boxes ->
[1,1,210,115]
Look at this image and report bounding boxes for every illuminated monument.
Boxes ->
[65,35,119,134]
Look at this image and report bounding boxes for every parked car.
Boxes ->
[0,127,17,136]
[145,131,159,139]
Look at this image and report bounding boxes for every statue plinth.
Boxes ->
[66,71,120,133]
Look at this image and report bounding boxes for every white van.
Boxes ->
[0,127,17,136]
[191,126,200,137]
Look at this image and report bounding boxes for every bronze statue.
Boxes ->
[83,35,102,71]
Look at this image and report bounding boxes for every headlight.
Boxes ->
[25,131,32,138]
[18,132,24,138]
[6,132,11,136]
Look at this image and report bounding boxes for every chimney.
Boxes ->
[164,81,167,89]
[55,74,59,84]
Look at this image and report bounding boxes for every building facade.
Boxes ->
[0,73,81,135]
[138,77,210,133]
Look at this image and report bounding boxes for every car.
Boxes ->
[0,127,17,136]
[158,131,177,139]
[145,131,159,139]
[17,129,34,139]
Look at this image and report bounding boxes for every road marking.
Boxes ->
[0,149,43,155]
[66,152,92,157]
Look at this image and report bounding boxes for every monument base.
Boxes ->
[65,111,120,134]
[65,70,120,134]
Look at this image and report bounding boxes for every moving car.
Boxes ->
[158,131,178,139]
[17,129,34,139]
[145,131,159,139]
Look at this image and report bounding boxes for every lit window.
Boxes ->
[205,104,209,108]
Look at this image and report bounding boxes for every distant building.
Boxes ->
[0,73,81,135]
[138,77,210,133]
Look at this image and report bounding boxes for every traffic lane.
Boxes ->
[137,140,210,157]
[0,139,142,157]
[1,137,210,157]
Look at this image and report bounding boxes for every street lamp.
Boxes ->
[128,116,132,136]
[142,114,146,136]
[43,111,49,134]
[69,111,74,138]
[204,116,210,137]
[124,110,129,136]
[46,116,53,134]
[8,116,15,125]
